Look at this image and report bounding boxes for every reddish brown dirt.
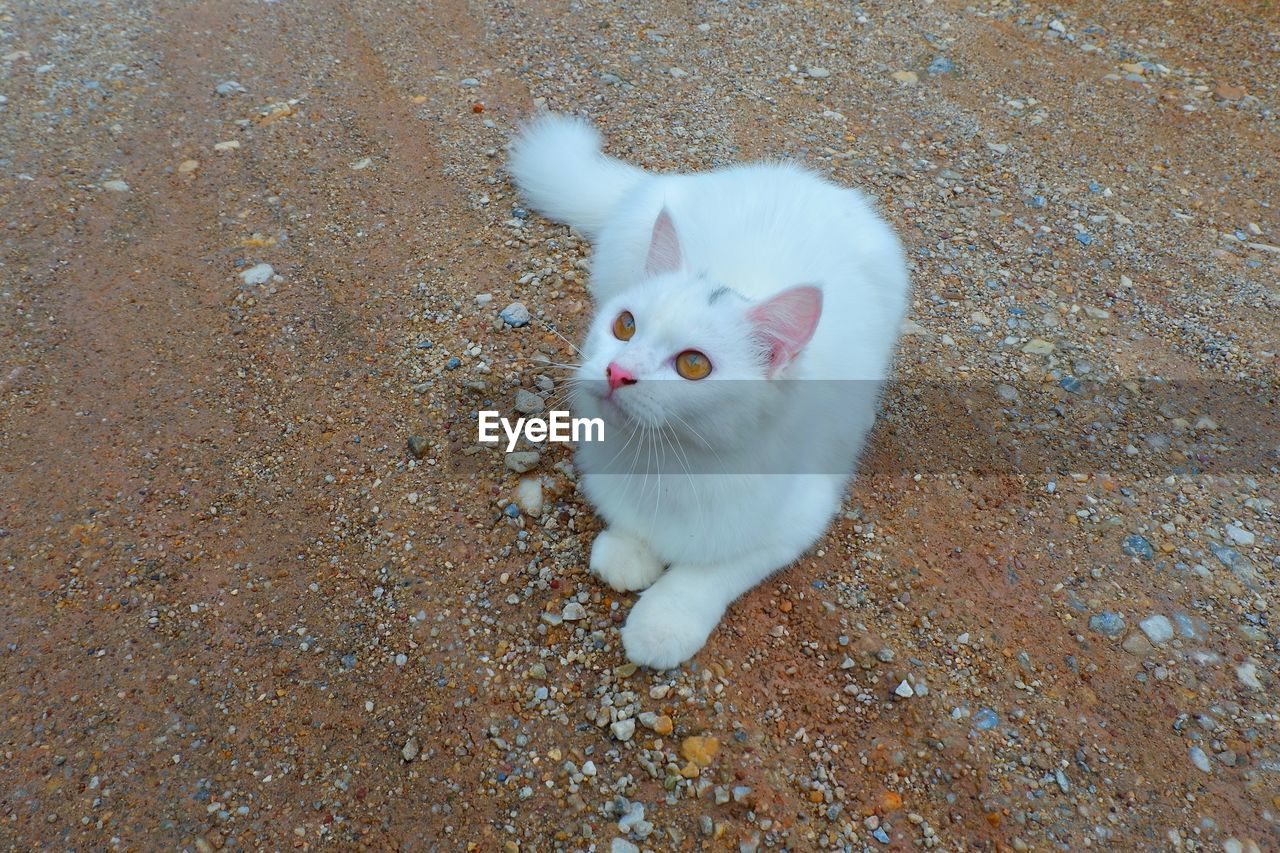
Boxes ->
[1,0,1276,850]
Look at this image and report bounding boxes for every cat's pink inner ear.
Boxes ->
[747,285,823,374]
[644,208,683,277]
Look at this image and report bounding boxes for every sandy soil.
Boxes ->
[1,0,1277,850]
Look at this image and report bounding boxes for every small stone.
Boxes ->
[1224,524,1255,546]
[1188,746,1211,773]
[581,760,596,776]
[617,801,646,833]
[500,301,531,327]
[406,435,429,459]
[1139,615,1174,645]
[1021,339,1056,355]
[1121,535,1154,560]
[610,718,636,741]
[806,66,830,78]
[680,736,720,767]
[651,715,674,736]
[1089,612,1126,638]
[394,653,408,667]
[239,263,274,286]
[894,680,914,698]
[444,357,462,370]
[972,708,999,731]
[515,477,543,516]
[504,451,540,474]
[102,180,130,192]
[177,159,200,173]
[611,840,639,853]
[927,56,955,75]
[401,738,419,762]
[1235,661,1263,690]
[213,140,240,152]
[890,70,918,85]
[514,389,545,415]
[1213,84,1246,101]
[215,80,246,96]
[527,662,547,680]
[873,827,890,844]
[562,601,587,621]
[350,157,372,170]
[1122,633,1153,656]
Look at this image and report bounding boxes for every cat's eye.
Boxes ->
[674,350,712,380]
[612,310,636,341]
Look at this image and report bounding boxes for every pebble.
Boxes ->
[177,159,200,173]
[1188,746,1211,773]
[394,653,407,667]
[1139,615,1174,645]
[444,357,462,370]
[401,738,419,762]
[610,718,636,741]
[806,66,830,78]
[102,180,130,192]
[611,840,639,853]
[1089,612,1126,638]
[1224,524,1255,546]
[1122,633,1152,656]
[872,827,891,844]
[562,601,587,621]
[504,451,540,473]
[927,56,955,75]
[406,435,429,459]
[514,389,545,415]
[214,80,246,95]
[681,736,720,767]
[239,263,274,286]
[500,301,531,327]
[1021,339,1056,355]
[617,801,645,832]
[890,70,918,85]
[1235,662,1262,690]
[515,477,543,516]
[894,679,915,698]
[972,708,999,731]
[1121,535,1154,560]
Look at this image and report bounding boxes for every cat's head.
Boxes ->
[577,209,822,438]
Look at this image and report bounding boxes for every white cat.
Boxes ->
[509,114,909,669]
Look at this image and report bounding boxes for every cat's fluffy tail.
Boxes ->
[508,113,646,239]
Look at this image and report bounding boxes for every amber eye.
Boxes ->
[674,350,712,380]
[612,310,635,341]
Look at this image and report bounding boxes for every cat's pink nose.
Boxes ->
[606,362,636,392]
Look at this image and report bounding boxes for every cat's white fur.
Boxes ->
[509,114,909,669]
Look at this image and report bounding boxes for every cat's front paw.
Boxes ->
[621,589,719,670]
[589,529,665,592]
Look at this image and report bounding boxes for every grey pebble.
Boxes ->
[1089,611,1126,637]
[500,301,531,327]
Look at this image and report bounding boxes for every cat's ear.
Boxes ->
[644,208,683,277]
[747,285,823,375]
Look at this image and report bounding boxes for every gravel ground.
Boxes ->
[1,0,1277,850]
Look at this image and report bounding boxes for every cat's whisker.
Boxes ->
[668,410,727,474]
[535,320,585,358]
[601,417,641,473]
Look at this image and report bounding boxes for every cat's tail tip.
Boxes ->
[508,112,645,239]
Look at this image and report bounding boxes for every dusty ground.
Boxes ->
[1,0,1277,850]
